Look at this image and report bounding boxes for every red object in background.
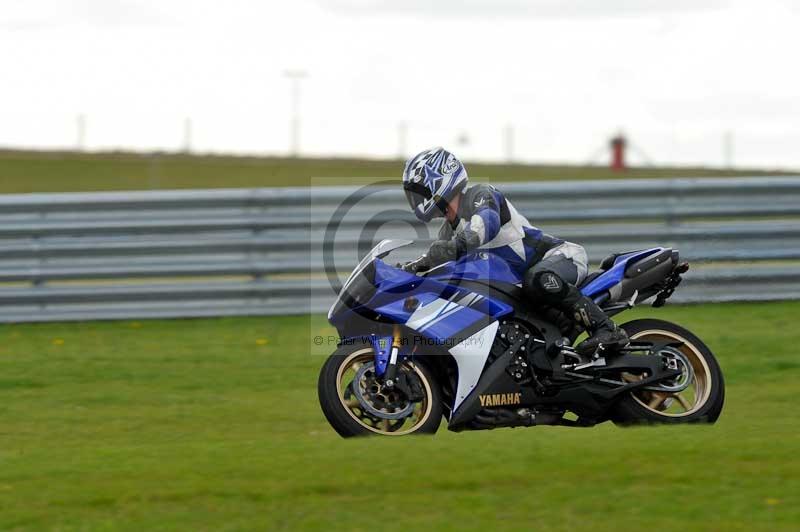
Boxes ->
[610,134,626,172]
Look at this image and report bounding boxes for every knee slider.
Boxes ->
[526,269,569,304]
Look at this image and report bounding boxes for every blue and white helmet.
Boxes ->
[402,147,469,222]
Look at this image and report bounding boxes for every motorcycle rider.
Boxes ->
[401,147,628,356]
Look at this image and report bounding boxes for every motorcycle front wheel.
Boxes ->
[613,318,725,425]
[317,344,443,437]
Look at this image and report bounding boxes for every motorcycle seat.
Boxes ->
[578,271,603,288]
[579,250,648,289]
[598,249,649,271]
[582,248,672,289]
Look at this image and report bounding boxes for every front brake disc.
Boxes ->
[352,363,415,420]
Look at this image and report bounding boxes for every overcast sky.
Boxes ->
[1,0,799,168]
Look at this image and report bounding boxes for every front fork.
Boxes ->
[370,324,403,387]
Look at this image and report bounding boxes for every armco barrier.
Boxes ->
[0,176,798,322]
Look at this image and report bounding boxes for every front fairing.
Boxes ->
[328,245,515,336]
[327,239,413,323]
[327,242,516,417]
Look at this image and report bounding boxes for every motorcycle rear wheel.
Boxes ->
[613,318,725,425]
[318,343,443,437]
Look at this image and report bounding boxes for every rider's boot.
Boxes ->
[569,295,629,357]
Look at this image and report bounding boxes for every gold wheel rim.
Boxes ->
[335,349,434,435]
[626,329,713,417]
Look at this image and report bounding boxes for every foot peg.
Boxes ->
[575,328,629,357]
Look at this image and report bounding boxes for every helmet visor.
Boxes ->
[403,181,433,214]
[404,187,428,213]
[404,182,448,221]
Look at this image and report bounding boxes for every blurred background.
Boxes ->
[0,2,798,531]
[1,0,799,169]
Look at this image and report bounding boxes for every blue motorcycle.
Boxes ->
[318,240,725,436]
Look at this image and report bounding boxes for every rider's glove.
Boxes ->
[455,229,482,256]
[427,239,458,266]
[398,254,431,274]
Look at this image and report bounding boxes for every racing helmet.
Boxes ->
[402,147,468,222]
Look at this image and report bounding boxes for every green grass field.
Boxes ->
[0,302,798,530]
[0,150,792,193]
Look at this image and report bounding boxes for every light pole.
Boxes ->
[76,113,86,151]
[397,121,408,159]
[503,123,514,163]
[182,117,193,153]
[284,70,307,157]
[723,130,734,169]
